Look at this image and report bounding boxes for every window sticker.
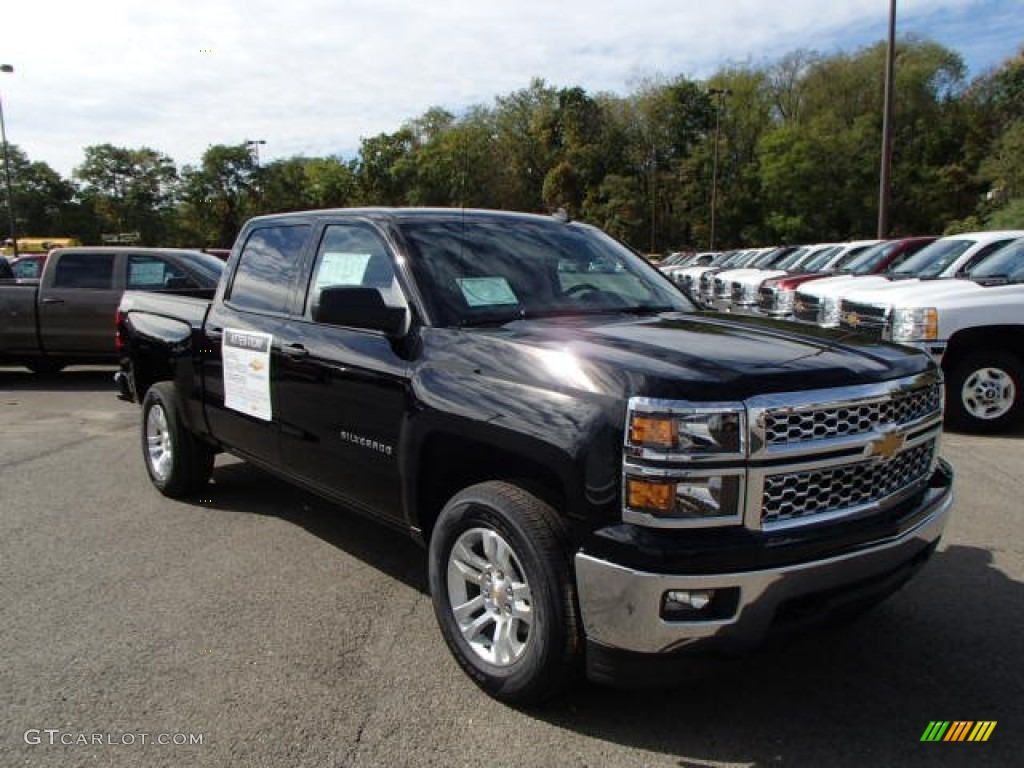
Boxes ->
[314,252,372,291]
[223,328,273,421]
[128,261,166,286]
[457,277,519,307]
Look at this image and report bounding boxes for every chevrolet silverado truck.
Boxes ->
[115,208,954,704]
[0,246,223,373]
[838,237,1024,432]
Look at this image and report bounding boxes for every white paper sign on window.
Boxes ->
[223,328,274,421]
[314,252,372,291]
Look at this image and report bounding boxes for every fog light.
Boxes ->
[666,590,714,610]
[661,587,740,621]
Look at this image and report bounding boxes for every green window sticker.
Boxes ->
[457,277,519,307]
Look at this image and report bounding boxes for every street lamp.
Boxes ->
[708,87,732,251]
[244,139,266,166]
[0,64,17,256]
[877,0,897,238]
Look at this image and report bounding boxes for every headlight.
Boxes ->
[627,404,746,459]
[887,307,938,342]
[624,400,747,527]
[820,296,841,327]
[774,290,794,312]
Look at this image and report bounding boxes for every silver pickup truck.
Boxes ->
[0,247,223,373]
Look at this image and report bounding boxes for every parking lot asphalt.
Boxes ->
[1,366,1021,767]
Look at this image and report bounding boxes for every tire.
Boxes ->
[428,481,580,705]
[141,382,214,498]
[945,351,1023,433]
[25,357,65,375]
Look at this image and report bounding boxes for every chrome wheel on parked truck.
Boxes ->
[141,383,214,498]
[947,351,1023,433]
[428,481,580,704]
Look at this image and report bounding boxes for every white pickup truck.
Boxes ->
[836,238,1024,432]
[793,230,1024,328]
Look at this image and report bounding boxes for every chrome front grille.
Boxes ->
[840,300,888,337]
[762,382,942,447]
[761,440,935,526]
[792,293,820,322]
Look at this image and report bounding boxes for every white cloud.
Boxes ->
[1,0,1015,176]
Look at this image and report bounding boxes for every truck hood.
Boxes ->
[850,278,1024,309]
[797,274,895,299]
[423,311,931,403]
[842,278,983,307]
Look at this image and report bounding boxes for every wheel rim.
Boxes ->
[446,527,534,667]
[962,367,1016,421]
[145,404,174,482]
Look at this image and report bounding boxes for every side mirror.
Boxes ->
[313,286,408,336]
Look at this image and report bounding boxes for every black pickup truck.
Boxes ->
[1,246,223,373]
[116,208,954,703]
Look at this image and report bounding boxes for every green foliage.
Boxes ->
[73,144,178,244]
[6,38,1023,252]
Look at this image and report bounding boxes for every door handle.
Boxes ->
[281,343,309,359]
[40,297,65,305]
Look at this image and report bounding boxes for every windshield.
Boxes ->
[180,251,226,285]
[399,217,692,327]
[773,247,808,270]
[890,238,971,277]
[798,245,840,271]
[968,239,1024,281]
[840,241,896,273]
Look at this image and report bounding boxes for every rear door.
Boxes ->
[37,250,123,357]
[203,222,313,467]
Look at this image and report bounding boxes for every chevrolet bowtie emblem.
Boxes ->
[845,311,860,327]
[869,431,905,460]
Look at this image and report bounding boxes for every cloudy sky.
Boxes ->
[2,0,1020,176]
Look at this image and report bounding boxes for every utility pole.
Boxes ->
[877,0,897,238]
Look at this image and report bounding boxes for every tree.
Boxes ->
[0,144,77,236]
[73,144,178,243]
[178,144,257,247]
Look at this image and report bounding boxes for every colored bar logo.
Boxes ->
[921,721,996,742]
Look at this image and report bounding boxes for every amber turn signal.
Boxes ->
[627,479,675,513]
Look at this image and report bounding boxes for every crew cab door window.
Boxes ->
[127,254,197,289]
[306,224,407,315]
[228,225,311,314]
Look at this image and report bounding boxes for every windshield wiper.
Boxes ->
[971,274,1009,286]
[457,309,526,327]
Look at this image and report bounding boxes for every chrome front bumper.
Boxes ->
[574,473,953,655]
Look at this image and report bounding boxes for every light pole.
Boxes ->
[708,87,732,251]
[0,64,17,256]
[877,0,897,238]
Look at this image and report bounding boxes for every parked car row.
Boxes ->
[670,231,1024,433]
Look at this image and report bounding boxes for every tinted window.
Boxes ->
[128,255,196,289]
[228,225,310,313]
[307,224,405,313]
[53,253,115,289]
